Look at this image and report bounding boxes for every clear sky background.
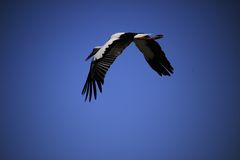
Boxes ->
[1,0,240,160]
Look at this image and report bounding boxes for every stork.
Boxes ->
[82,32,174,102]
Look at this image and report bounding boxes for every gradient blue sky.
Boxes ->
[1,0,240,160]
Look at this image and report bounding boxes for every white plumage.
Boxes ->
[82,32,174,102]
[93,32,125,60]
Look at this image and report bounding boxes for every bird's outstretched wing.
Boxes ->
[134,37,174,76]
[82,32,136,102]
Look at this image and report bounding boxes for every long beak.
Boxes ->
[152,34,163,40]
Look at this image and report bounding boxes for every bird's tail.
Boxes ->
[85,47,101,61]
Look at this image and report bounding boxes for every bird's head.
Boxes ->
[134,33,151,39]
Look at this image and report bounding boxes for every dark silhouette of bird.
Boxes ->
[82,32,174,102]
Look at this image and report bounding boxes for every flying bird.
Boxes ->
[82,32,174,102]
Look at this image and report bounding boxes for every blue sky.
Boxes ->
[1,0,240,160]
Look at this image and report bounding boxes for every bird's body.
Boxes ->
[93,32,136,60]
[82,32,174,101]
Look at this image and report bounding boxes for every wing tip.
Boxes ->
[82,80,102,102]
